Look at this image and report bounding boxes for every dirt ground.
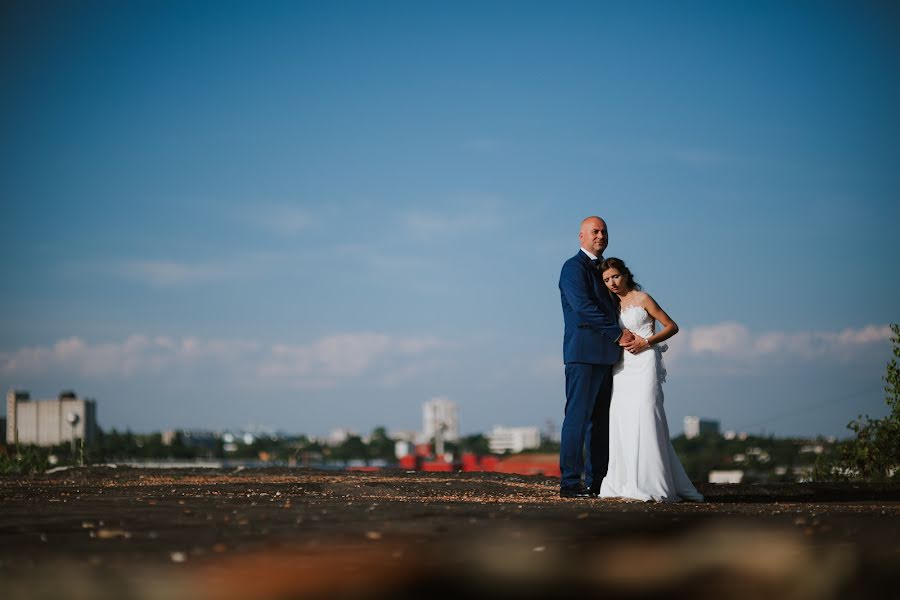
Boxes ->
[1,467,899,599]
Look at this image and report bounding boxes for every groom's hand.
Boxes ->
[618,329,635,347]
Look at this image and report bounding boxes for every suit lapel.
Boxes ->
[579,251,603,294]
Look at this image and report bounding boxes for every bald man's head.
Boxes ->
[579,216,608,256]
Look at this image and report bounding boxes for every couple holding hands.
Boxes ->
[558,216,703,502]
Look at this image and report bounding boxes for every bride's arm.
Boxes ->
[630,293,678,352]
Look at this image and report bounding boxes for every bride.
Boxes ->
[596,258,703,503]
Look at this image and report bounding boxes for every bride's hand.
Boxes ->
[625,335,651,354]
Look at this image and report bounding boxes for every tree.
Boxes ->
[367,427,396,461]
[330,435,369,461]
[456,434,491,456]
[834,323,900,481]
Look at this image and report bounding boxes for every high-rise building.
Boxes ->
[422,397,459,443]
[6,389,97,447]
[683,416,720,439]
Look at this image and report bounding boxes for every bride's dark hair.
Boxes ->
[600,257,642,291]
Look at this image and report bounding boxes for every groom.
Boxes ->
[558,216,633,498]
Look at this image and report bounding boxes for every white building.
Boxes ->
[6,389,97,447]
[683,416,720,439]
[389,429,418,443]
[487,426,541,454]
[422,397,459,443]
[708,470,744,484]
[328,428,357,445]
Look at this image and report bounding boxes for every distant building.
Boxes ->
[422,397,459,443]
[394,440,414,459]
[683,416,720,439]
[389,430,418,443]
[6,389,97,447]
[328,428,357,445]
[542,418,561,444]
[709,470,744,484]
[0,417,6,444]
[162,429,219,450]
[487,426,541,454]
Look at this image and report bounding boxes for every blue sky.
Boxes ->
[2,1,898,438]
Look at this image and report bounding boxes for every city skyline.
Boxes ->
[2,2,898,438]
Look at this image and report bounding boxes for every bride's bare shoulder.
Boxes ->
[635,291,662,310]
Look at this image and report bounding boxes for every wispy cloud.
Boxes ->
[86,252,288,288]
[400,207,500,240]
[248,204,313,236]
[333,245,431,273]
[113,260,238,287]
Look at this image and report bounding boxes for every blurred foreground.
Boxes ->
[1,468,898,599]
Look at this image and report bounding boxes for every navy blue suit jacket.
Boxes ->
[559,251,624,365]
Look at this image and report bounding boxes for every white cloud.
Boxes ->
[257,334,392,378]
[524,323,893,380]
[666,323,892,373]
[0,335,261,378]
[4,324,889,393]
[257,333,441,382]
[686,322,752,356]
[1,332,441,389]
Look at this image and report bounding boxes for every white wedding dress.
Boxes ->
[598,305,704,502]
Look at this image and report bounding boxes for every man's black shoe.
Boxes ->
[559,485,592,499]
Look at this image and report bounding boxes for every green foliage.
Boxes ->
[0,445,51,475]
[455,434,492,456]
[326,435,370,461]
[366,427,396,461]
[91,428,223,461]
[829,323,900,482]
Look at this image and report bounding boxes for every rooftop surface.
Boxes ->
[2,468,899,599]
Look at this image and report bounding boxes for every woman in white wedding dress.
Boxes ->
[596,258,703,503]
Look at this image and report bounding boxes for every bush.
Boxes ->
[0,445,51,475]
[819,323,900,482]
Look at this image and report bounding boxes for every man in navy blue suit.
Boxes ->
[558,216,634,498]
